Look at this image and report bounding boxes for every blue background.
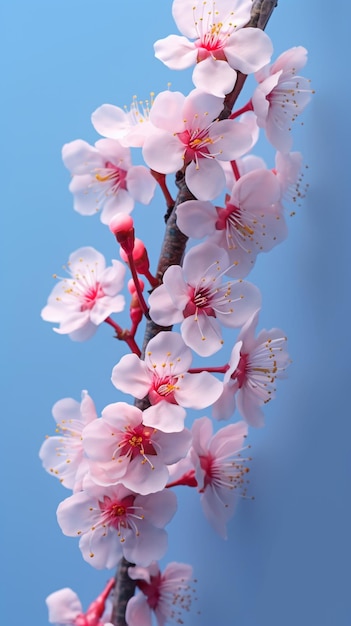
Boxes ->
[1,1,350,625]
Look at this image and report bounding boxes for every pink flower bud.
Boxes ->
[127,277,145,295]
[128,278,145,328]
[120,238,150,275]
[130,304,143,328]
[110,214,135,255]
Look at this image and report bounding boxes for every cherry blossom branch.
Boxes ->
[110,2,279,623]
[188,365,229,375]
[111,558,137,625]
[249,0,278,29]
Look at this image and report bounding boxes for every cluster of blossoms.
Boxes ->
[40,0,312,624]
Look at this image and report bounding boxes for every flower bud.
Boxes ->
[120,238,150,275]
[110,214,135,255]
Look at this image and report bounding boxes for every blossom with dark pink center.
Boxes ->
[57,481,177,569]
[111,331,223,432]
[62,138,156,224]
[176,168,286,278]
[82,401,191,494]
[212,309,290,426]
[148,242,261,356]
[190,416,249,538]
[41,247,125,341]
[126,561,194,626]
[142,89,253,200]
[252,46,313,152]
[154,0,273,97]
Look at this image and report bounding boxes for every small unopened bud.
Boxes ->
[128,278,145,329]
[110,214,135,255]
[120,238,150,275]
[130,305,143,329]
[128,277,145,299]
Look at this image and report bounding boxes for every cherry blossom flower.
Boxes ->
[126,561,194,626]
[154,0,273,97]
[91,94,154,147]
[41,247,125,341]
[142,89,253,200]
[222,147,304,202]
[252,46,312,152]
[212,309,290,426]
[46,580,114,626]
[148,243,261,356]
[111,331,223,432]
[190,416,249,538]
[221,148,305,222]
[62,138,156,224]
[57,482,177,569]
[39,390,97,492]
[176,168,286,279]
[273,150,306,207]
[82,401,191,494]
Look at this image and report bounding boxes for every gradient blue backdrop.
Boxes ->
[2,1,350,625]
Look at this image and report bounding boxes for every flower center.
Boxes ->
[137,573,162,610]
[80,282,105,311]
[196,22,228,60]
[199,453,214,489]
[199,451,250,496]
[231,352,248,388]
[149,375,179,405]
[112,504,126,517]
[183,284,217,319]
[177,128,214,164]
[99,494,144,538]
[95,161,128,192]
[216,204,254,237]
[191,1,236,60]
[117,423,157,461]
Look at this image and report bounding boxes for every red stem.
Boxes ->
[188,365,229,374]
[231,160,241,181]
[150,170,175,209]
[229,99,254,119]
[104,317,141,357]
[143,268,160,289]
[166,470,198,489]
